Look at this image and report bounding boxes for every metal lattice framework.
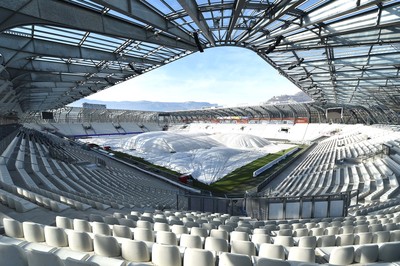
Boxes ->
[1,0,400,119]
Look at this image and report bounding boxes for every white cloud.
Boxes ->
[86,47,301,106]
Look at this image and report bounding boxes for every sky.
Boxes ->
[81,46,301,107]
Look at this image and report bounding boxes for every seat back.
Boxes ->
[55,216,73,229]
[93,234,121,257]
[156,231,178,245]
[329,246,354,265]
[27,249,64,266]
[152,243,181,266]
[354,232,372,244]
[44,226,68,247]
[218,252,252,266]
[372,231,390,243]
[230,240,256,256]
[179,234,202,249]
[379,242,400,262]
[210,229,228,240]
[204,237,228,253]
[3,218,24,238]
[274,236,294,247]
[287,247,315,263]
[121,239,150,262]
[0,243,28,266]
[92,222,111,236]
[259,243,285,260]
[317,235,336,247]
[73,219,91,233]
[298,236,316,248]
[22,222,44,243]
[183,248,215,266]
[336,234,354,246]
[354,244,378,264]
[68,231,93,252]
[112,224,132,239]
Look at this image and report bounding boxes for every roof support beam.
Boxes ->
[0,0,197,51]
[91,0,195,45]
[176,0,216,46]
[225,0,246,41]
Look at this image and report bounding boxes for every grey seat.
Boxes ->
[354,244,378,264]
[328,246,354,265]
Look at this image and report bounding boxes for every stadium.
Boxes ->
[1,0,400,265]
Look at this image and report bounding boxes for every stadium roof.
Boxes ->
[1,0,400,117]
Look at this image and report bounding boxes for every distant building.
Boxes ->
[82,102,107,110]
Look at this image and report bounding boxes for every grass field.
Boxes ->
[193,146,303,195]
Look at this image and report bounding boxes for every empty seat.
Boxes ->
[273,236,294,247]
[218,252,252,266]
[293,228,308,237]
[259,243,285,260]
[335,234,354,246]
[253,228,268,235]
[44,226,68,247]
[136,220,152,230]
[354,232,372,244]
[369,224,383,232]
[92,222,111,236]
[152,243,181,266]
[354,224,369,233]
[68,231,93,252]
[309,227,324,236]
[89,214,103,223]
[73,219,91,233]
[204,237,229,253]
[251,234,270,247]
[22,222,44,243]
[103,216,119,225]
[180,234,202,249]
[121,239,150,262]
[384,222,397,231]
[372,231,390,243]
[231,240,256,256]
[297,236,316,248]
[0,243,28,266]
[133,228,154,242]
[154,222,170,232]
[218,225,233,233]
[93,234,120,257]
[55,216,73,229]
[27,249,64,266]
[278,229,292,236]
[172,225,189,237]
[118,218,136,228]
[191,227,208,238]
[156,231,178,245]
[230,231,249,242]
[317,235,336,247]
[3,218,24,238]
[324,226,339,235]
[328,246,354,265]
[318,222,330,229]
[288,247,315,263]
[354,244,379,264]
[390,229,400,242]
[210,229,229,240]
[112,224,132,239]
[183,248,215,266]
[379,242,400,262]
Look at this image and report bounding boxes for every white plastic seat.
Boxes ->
[390,229,400,242]
[92,222,111,236]
[297,236,316,248]
[372,231,390,243]
[73,219,91,233]
[103,216,119,225]
[136,220,152,230]
[231,240,256,256]
[354,232,372,244]
[154,222,170,232]
[183,248,215,266]
[251,234,270,249]
[354,224,369,233]
[27,249,64,266]
[64,257,98,266]
[278,229,292,236]
[335,234,354,246]
[44,226,68,247]
[156,231,178,245]
[152,243,182,266]
[258,243,285,260]
[0,243,28,266]
[118,218,136,228]
[316,235,336,247]
[67,231,93,252]
[179,234,202,249]
[112,224,132,239]
[339,225,354,234]
[328,246,354,265]
[230,231,249,242]
[204,237,229,253]
[210,229,229,240]
[22,222,44,243]
[273,236,294,247]
[293,228,308,237]
[324,226,339,235]
[287,247,315,263]
[3,218,24,238]
[253,228,268,235]
[93,234,121,257]
[309,227,324,236]
[354,244,379,264]
[55,216,73,229]
[191,227,208,238]
[218,225,233,233]
[121,239,150,262]
[379,242,400,262]
[218,252,252,266]
[133,228,154,242]
[172,225,189,237]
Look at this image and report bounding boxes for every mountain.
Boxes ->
[265,91,312,104]
[68,99,219,112]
